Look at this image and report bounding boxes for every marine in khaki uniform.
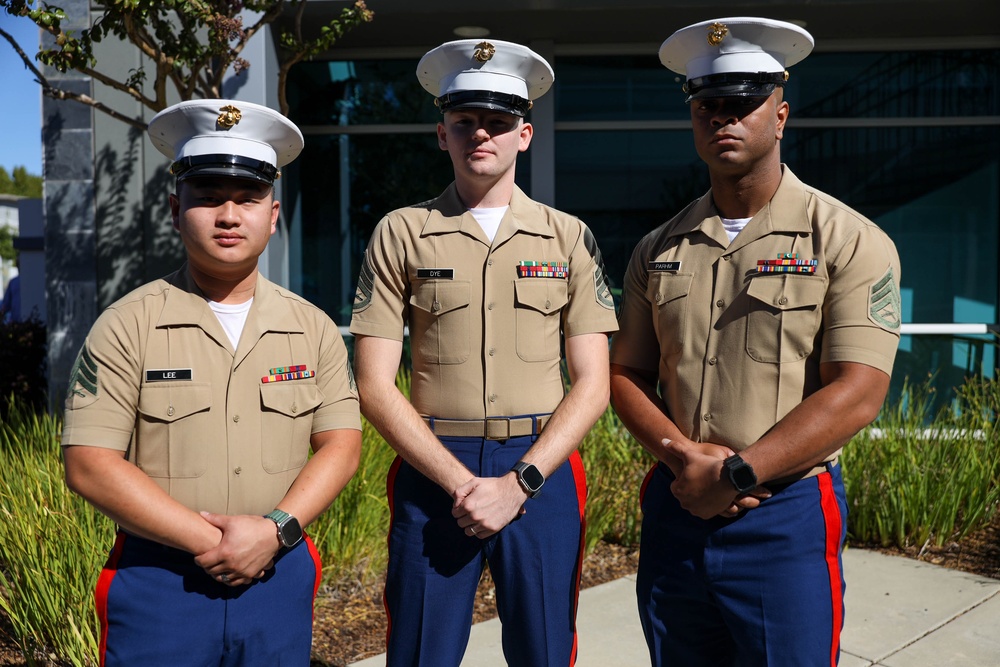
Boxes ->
[609,18,902,666]
[351,39,618,667]
[61,100,361,666]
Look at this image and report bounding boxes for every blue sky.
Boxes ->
[1,12,43,176]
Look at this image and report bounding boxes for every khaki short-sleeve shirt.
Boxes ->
[61,267,361,516]
[350,184,619,419]
[610,167,901,451]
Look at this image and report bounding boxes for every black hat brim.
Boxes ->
[171,154,278,184]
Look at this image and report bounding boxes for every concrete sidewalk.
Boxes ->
[350,549,1000,666]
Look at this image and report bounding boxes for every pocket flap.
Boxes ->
[409,281,471,316]
[259,382,323,417]
[647,272,693,305]
[137,384,212,422]
[747,274,827,310]
[514,279,569,314]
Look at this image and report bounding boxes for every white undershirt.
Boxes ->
[208,298,253,349]
[721,217,753,244]
[469,206,508,242]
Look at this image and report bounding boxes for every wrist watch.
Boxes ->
[264,509,303,548]
[511,461,545,498]
[723,454,758,494]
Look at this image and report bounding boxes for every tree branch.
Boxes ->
[1,27,146,129]
[77,64,157,109]
[44,87,148,130]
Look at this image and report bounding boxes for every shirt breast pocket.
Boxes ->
[259,382,324,473]
[409,280,472,365]
[646,272,693,358]
[514,279,569,362]
[746,274,828,363]
[136,383,213,478]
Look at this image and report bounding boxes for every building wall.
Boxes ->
[42,0,97,404]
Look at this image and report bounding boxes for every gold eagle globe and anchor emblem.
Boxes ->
[473,41,496,63]
[216,105,243,129]
[707,22,729,46]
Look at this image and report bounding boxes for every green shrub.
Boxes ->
[579,408,651,551]
[843,374,1000,548]
[0,401,110,667]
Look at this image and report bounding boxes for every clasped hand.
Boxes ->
[194,512,279,586]
[662,439,771,520]
[451,474,528,539]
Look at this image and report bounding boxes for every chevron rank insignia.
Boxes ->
[868,267,901,332]
[68,343,97,400]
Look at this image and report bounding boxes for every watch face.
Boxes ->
[725,456,757,493]
[732,466,756,490]
[281,518,303,546]
[520,464,544,491]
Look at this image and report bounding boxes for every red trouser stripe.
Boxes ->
[817,472,845,667]
[305,534,323,622]
[95,531,128,667]
[567,450,588,667]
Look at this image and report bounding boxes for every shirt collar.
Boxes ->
[158,265,304,336]
[664,165,812,246]
[420,183,554,240]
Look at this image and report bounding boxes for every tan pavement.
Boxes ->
[350,549,1000,666]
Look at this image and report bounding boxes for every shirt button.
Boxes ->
[545,299,551,309]
[234,467,242,475]
[703,413,712,421]
[488,302,494,310]
[291,403,298,414]
[778,296,788,305]
[432,300,441,312]
[708,357,717,365]
[233,414,240,423]
[655,293,663,303]
[167,406,174,417]
[716,299,725,308]
[489,348,496,356]
[488,259,494,266]
[723,255,731,261]
[489,394,497,403]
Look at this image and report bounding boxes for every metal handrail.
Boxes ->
[900,323,998,335]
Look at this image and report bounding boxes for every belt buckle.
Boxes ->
[485,417,511,440]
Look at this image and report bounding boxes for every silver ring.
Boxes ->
[220,573,230,584]
[470,526,477,536]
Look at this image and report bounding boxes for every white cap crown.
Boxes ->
[659,17,814,100]
[417,39,554,116]
[147,100,304,183]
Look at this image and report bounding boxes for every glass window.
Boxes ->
[288,60,437,125]
[792,51,999,118]
[554,51,1000,121]
[555,56,688,122]
[555,130,704,293]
